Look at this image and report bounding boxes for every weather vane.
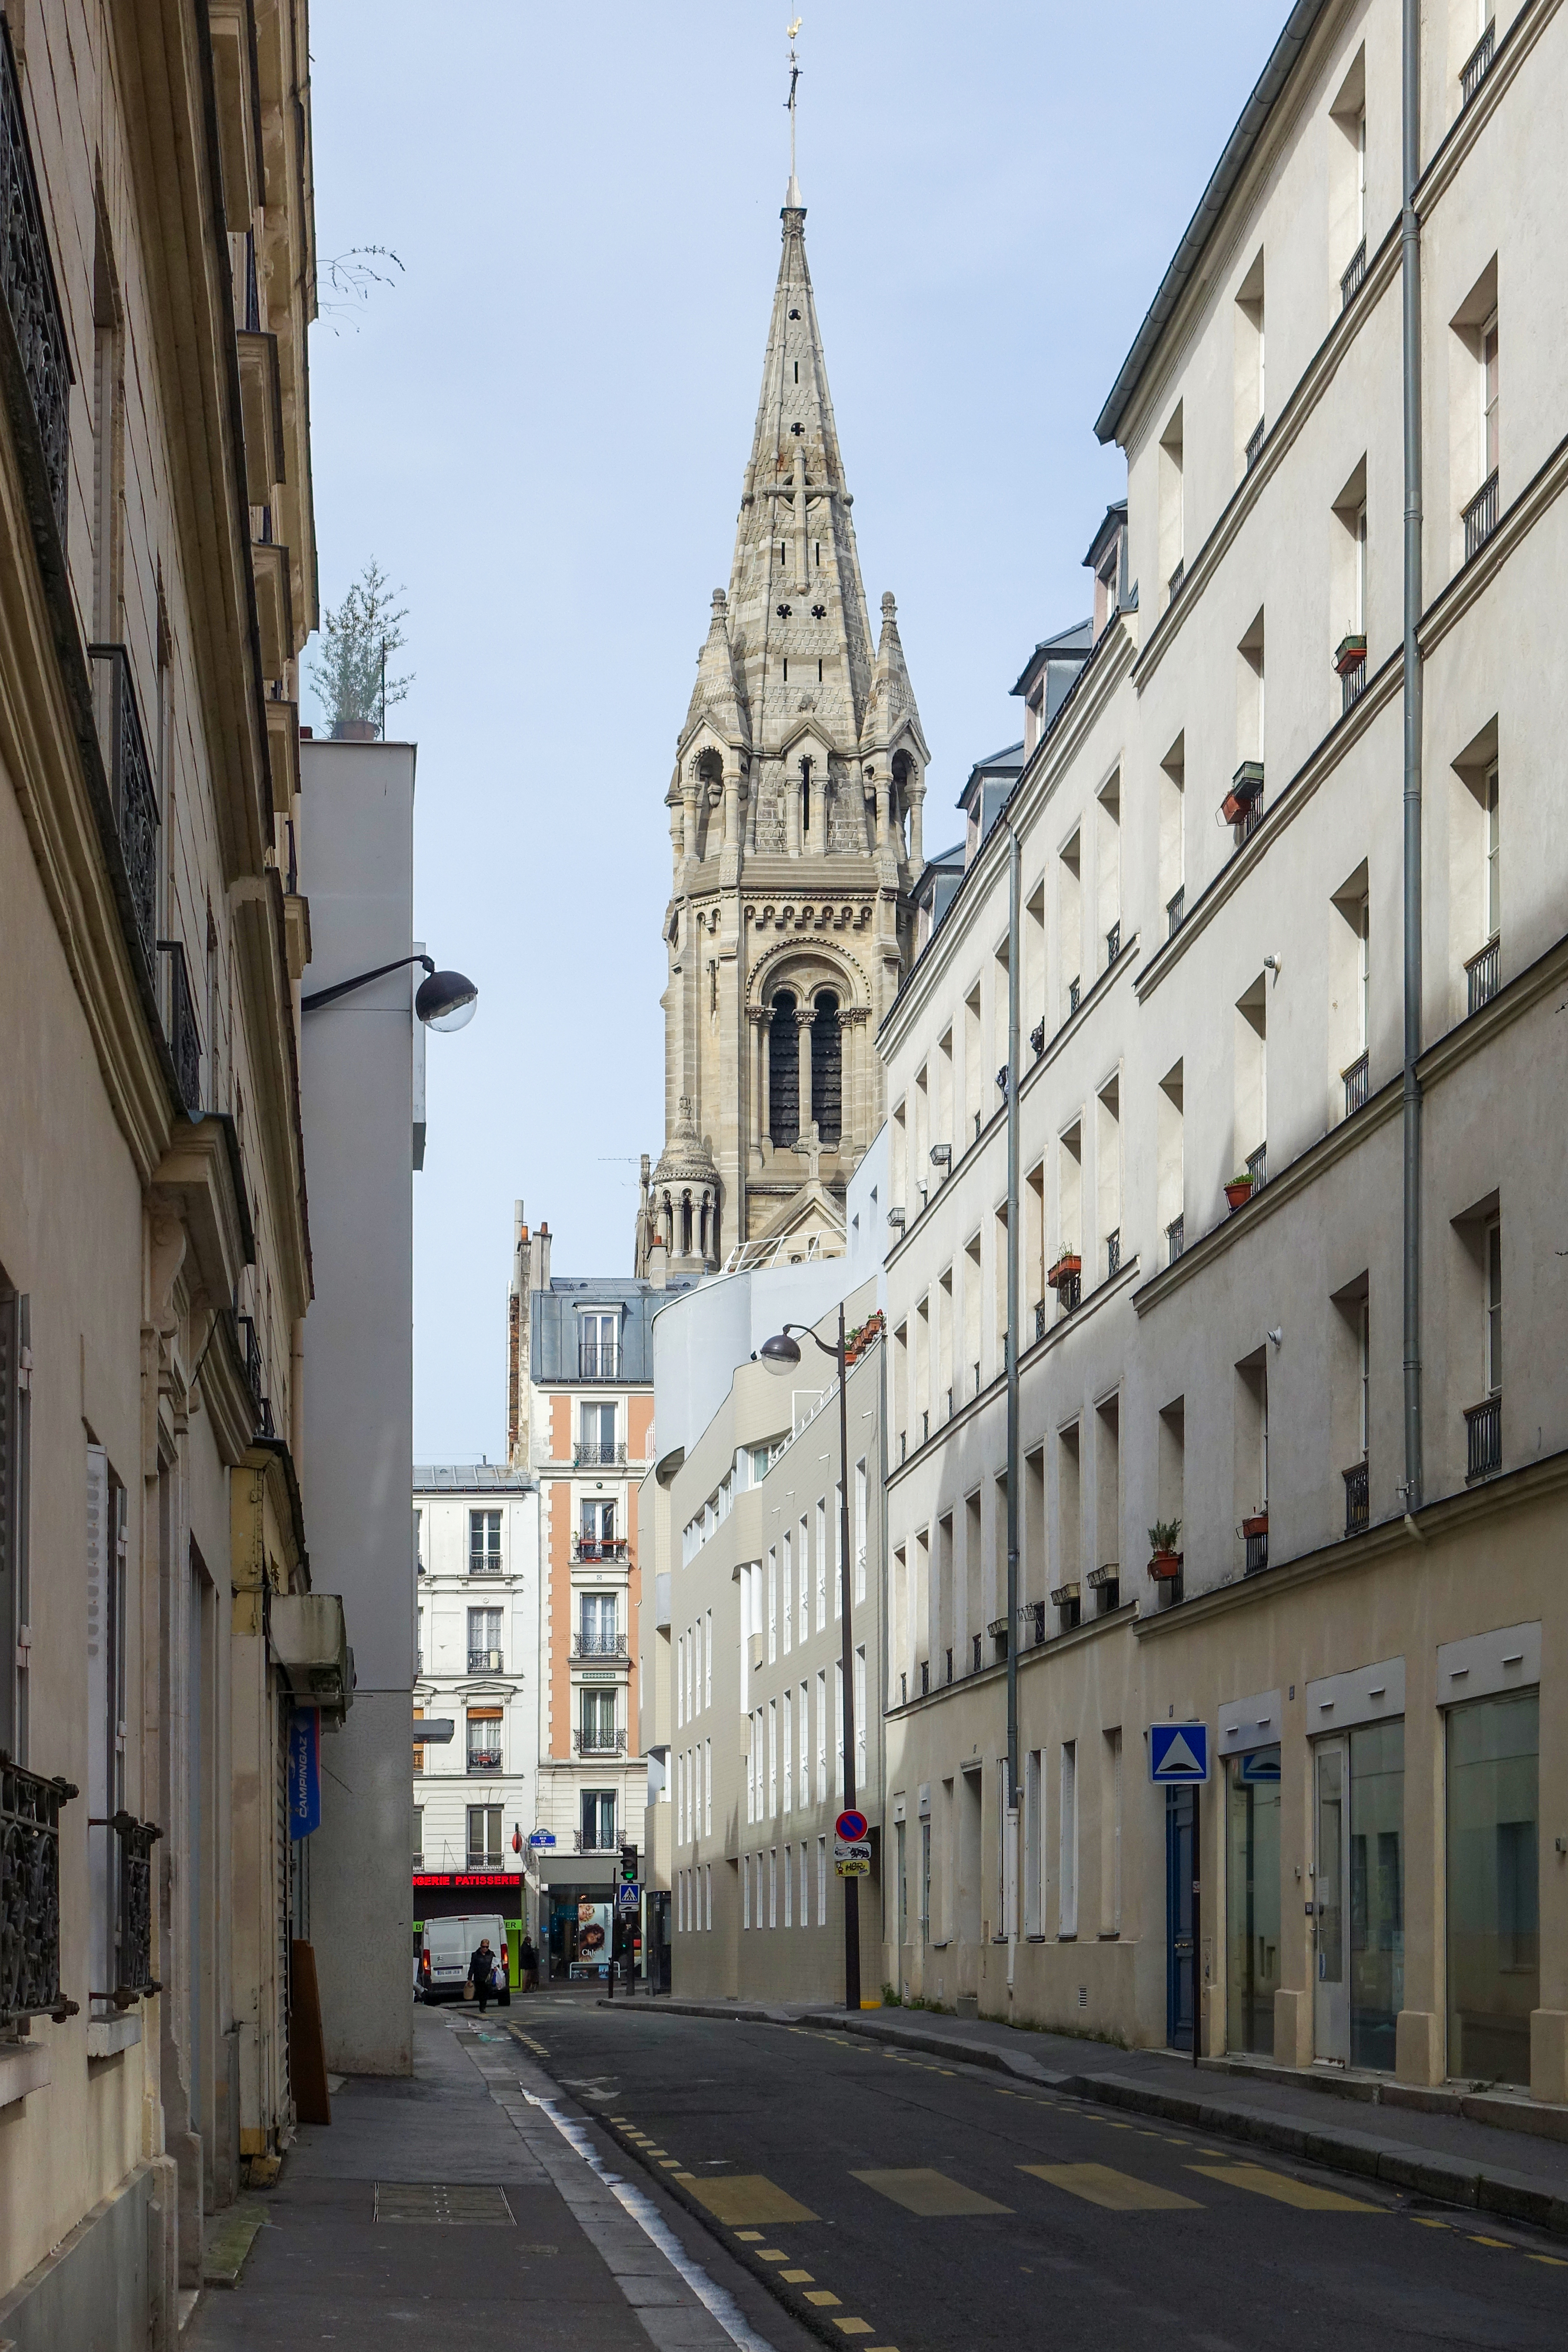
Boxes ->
[786,18,803,193]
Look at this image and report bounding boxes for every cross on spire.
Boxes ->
[785,18,803,207]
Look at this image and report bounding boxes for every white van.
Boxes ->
[416,1914,511,2006]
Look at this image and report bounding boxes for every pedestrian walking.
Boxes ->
[519,1932,539,1993]
[468,1936,498,2016]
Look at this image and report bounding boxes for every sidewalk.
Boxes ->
[185,2003,802,2351]
[620,1995,1568,2239]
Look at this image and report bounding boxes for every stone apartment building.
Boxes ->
[413,1466,539,1882]
[879,0,1568,2102]
[506,1208,663,1972]
[0,3,322,2345]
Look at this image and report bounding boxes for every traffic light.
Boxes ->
[619,1844,638,1885]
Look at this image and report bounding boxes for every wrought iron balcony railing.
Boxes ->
[919,1660,930,1696]
[1461,18,1495,105]
[1341,655,1367,713]
[1029,1018,1045,1057]
[1167,558,1185,601]
[572,1537,628,1564]
[1465,1394,1501,1482]
[1466,934,1501,1015]
[1106,1228,1121,1279]
[1341,237,1367,309]
[572,1630,627,1659]
[90,1810,162,2006]
[1343,1051,1370,1118]
[90,646,159,973]
[466,1748,503,1774]
[971,1633,982,1675]
[1167,886,1185,938]
[1243,1527,1270,1576]
[1106,920,1121,965]
[158,940,202,1118]
[0,24,72,536]
[573,1728,627,1757]
[1067,974,1081,1016]
[468,1649,504,1674]
[1167,1214,1185,1265]
[577,1344,621,1381]
[1245,417,1265,470]
[1246,1142,1268,1193]
[1343,1461,1369,1537]
[573,1442,627,1468]
[0,1755,79,2032]
[233,1311,275,1439]
[1463,469,1498,563]
[1035,1298,1046,1342]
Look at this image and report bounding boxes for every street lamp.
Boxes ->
[301,953,478,1030]
[757,1305,862,2012]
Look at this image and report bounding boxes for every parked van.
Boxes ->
[416,1914,511,2005]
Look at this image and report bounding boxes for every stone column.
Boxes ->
[837,1008,856,1153]
[758,1014,771,1150]
[874,777,891,850]
[909,775,926,870]
[682,771,699,863]
[796,1004,815,1141]
[787,771,802,857]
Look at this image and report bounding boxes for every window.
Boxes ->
[579,1400,617,1461]
[86,1446,128,2005]
[1159,404,1184,600]
[896,1820,906,1949]
[467,1709,502,1773]
[579,1311,619,1379]
[467,1805,502,1868]
[854,1460,867,1602]
[767,1547,777,1663]
[798,1518,809,1644]
[579,1496,618,1560]
[744,1856,751,1929]
[1023,1749,1042,1936]
[1225,1747,1281,2053]
[854,1645,866,1790]
[783,1688,793,1814]
[769,1697,777,1817]
[1481,308,1498,480]
[705,1606,713,1707]
[769,1847,778,1928]
[580,1592,617,1656]
[413,1708,426,1776]
[413,1807,424,1868]
[784,1843,793,1926]
[469,1508,501,1575]
[581,1790,616,1850]
[1446,1692,1537,2085]
[706,1861,713,1930]
[919,1819,931,1942]
[818,1834,828,1923]
[782,1528,792,1655]
[468,1607,502,1672]
[580,1689,617,1752]
[1058,1743,1078,1937]
[1485,762,1500,942]
[812,992,842,1146]
[815,1668,827,1802]
[815,1500,827,1630]
[1101,1729,1122,1936]
[769,991,800,1147]
[1485,1216,1502,1394]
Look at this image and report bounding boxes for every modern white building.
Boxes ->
[412,1468,539,1888]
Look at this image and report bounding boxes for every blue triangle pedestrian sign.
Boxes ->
[1149,1722,1209,1783]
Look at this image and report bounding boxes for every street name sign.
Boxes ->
[1148,1723,1209,1783]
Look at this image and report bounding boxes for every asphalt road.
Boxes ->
[510,1997,1568,2352]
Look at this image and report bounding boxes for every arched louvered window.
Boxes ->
[812,992,841,1146]
[769,992,799,1147]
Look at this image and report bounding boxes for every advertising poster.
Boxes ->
[573,1899,612,1978]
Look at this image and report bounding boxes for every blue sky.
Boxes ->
[304,2,1282,1460]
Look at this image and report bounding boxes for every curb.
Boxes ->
[607,1997,1568,2240]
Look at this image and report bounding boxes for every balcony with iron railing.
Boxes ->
[1243,1525,1270,1576]
[233,1311,275,1439]
[466,1747,503,1775]
[1343,1051,1370,1118]
[1465,1393,1501,1482]
[1067,974,1081,1016]
[1341,237,1367,309]
[1461,17,1495,105]
[89,1810,162,2009]
[1106,920,1121,966]
[571,1631,628,1660]
[577,1344,621,1381]
[1166,1214,1185,1266]
[1246,1142,1268,1194]
[90,646,160,974]
[1245,416,1265,470]
[0,28,71,537]
[573,1728,628,1757]
[1225,761,1265,847]
[1106,1228,1121,1280]
[1466,934,1501,1015]
[158,940,202,1118]
[1463,470,1498,563]
[0,1757,80,2033]
[468,1648,504,1674]
[1343,1460,1369,1537]
[1166,885,1185,938]
[1087,1562,1121,1615]
[573,1442,627,1468]
[1167,558,1185,602]
[572,1537,628,1564]
[1029,1017,1045,1057]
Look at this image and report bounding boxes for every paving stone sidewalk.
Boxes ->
[617,1994,1568,2238]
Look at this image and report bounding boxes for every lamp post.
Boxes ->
[301,952,478,1030]
[758,1305,861,2012]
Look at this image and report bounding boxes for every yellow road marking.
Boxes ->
[1021,2163,1200,2211]
[805,2288,842,2305]
[658,2159,683,2169]
[1188,2165,1378,2213]
[1470,2234,1511,2248]
[757,2249,787,2262]
[830,2325,874,2339]
[781,2269,815,2283]
[681,2174,818,2225]
[852,2168,1011,2218]
[1529,2254,1568,2267]
[1413,2218,1449,2230]
[734,2230,763,2242]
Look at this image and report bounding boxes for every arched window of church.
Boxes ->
[812,991,842,1147]
[801,756,812,837]
[769,992,799,1148]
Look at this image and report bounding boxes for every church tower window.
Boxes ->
[812,992,842,1146]
[769,993,800,1147]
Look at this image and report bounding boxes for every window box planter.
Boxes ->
[1047,1252,1081,1289]
[1147,1550,1183,1581]
[1333,632,1367,676]
[1221,761,1264,825]
[1240,1513,1268,1540]
[1224,1176,1254,1212]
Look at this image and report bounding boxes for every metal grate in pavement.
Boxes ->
[374,2183,515,2225]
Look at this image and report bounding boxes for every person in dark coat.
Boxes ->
[519,1934,539,1993]
[468,1936,498,2015]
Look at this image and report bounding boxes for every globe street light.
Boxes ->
[757,1303,861,2012]
[301,952,478,1030]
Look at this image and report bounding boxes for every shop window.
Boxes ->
[1348,1719,1405,2070]
[1226,1746,1280,2053]
[1446,1691,1538,2085]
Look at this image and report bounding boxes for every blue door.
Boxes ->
[1166,1785,1196,2050]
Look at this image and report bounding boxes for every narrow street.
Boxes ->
[511,2001,1568,2352]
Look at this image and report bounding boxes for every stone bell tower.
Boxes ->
[642,162,928,1278]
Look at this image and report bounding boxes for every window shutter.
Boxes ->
[86,1442,113,2000]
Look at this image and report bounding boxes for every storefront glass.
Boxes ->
[1226,1746,1280,2055]
[1348,1718,1404,2070]
[1446,1690,1539,2086]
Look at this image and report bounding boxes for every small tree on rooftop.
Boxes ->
[312,557,413,737]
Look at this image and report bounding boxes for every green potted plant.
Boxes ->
[1225,1169,1254,1211]
[1222,760,1265,825]
[1148,1518,1182,1578]
[310,557,413,741]
[1333,631,1367,675]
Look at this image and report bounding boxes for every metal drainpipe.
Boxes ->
[1401,0,1424,1515]
[1005,830,1022,1984]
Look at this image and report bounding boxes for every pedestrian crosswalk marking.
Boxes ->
[682,2173,818,2226]
[829,2321,873,2336]
[1020,2163,1200,2211]
[781,2269,815,2282]
[1188,2164,1378,2212]
[851,2168,1012,2218]
[805,2288,842,2306]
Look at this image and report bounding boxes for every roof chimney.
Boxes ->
[648,1237,667,1292]
[534,1221,551,1292]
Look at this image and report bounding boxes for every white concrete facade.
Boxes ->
[879,0,1568,2100]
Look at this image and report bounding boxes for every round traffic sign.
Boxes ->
[835,1809,869,1843]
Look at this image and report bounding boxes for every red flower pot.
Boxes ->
[1241,1513,1268,1539]
[1148,1550,1183,1580]
[1225,1179,1253,1212]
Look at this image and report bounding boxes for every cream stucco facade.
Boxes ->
[878,0,1568,2101]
